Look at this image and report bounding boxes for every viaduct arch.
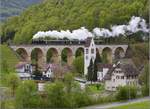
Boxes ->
[12,44,128,67]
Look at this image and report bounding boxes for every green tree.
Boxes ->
[45,81,67,108]
[95,52,102,63]
[6,73,20,96]
[87,59,94,82]
[64,73,74,93]
[73,56,84,75]
[102,52,109,64]
[93,59,98,81]
[15,80,39,109]
[1,0,148,44]
[1,59,9,74]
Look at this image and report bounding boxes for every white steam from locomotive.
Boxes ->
[33,16,149,40]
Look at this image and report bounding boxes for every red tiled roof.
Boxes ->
[15,62,29,69]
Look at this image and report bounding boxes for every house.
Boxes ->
[42,64,54,78]
[104,62,140,91]
[42,63,73,79]
[15,62,32,80]
[84,37,96,75]
[97,64,112,81]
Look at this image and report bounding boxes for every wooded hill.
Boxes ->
[0,0,41,21]
[1,0,148,44]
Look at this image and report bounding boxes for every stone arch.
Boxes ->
[75,47,84,57]
[114,47,125,59]
[61,47,73,65]
[31,48,44,69]
[16,48,29,61]
[47,48,59,63]
[95,48,102,62]
[102,47,112,63]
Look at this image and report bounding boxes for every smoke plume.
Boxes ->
[33,16,149,40]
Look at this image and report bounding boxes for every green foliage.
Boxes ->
[0,0,41,22]
[95,52,102,63]
[64,73,74,93]
[140,64,149,96]
[130,43,149,67]
[5,73,20,96]
[102,52,109,63]
[61,48,67,63]
[86,84,104,94]
[44,73,93,108]
[73,56,84,74]
[46,49,53,63]
[0,45,19,72]
[45,81,69,108]
[75,48,84,57]
[87,59,94,81]
[15,80,39,109]
[116,86,137,101]
[1,0,148,44]
[93,59,98,81]
[87,58,98,82]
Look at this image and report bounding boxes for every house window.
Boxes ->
[86,49,88,54]
[116,76,119,79]
[86,56,88,60]
[121,76,124,79]
[91,49,94,53]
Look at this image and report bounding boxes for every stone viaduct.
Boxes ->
[10,44,128,67]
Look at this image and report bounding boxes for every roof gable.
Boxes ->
[103,62,140,80]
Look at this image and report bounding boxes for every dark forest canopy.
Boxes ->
[1,0,148,44]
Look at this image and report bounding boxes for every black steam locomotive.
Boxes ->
[32,39,103,45]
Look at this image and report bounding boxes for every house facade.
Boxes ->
[104,62,139,91]
[42,64,54,78]
[16,62,32,80]
[84,37,96,75]
[97,64,112,81]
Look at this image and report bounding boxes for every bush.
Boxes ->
[73,91,92,107]
[73,56,84,75]
[5,73,20,96]
[142,85,149,96]
[15,80,40,109]
[116,86,137,101]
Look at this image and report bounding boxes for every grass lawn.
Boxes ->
[87,84,104,93]
[109,100,150,109]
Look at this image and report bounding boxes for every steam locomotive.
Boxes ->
[32,39,103,45]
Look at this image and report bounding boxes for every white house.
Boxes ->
[84,37,96,75]
[15,62,32,80]
[42,64,54,78]
[104,62,140,91]
[97,64,112,81]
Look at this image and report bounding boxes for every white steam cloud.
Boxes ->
[33,16,149,40]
